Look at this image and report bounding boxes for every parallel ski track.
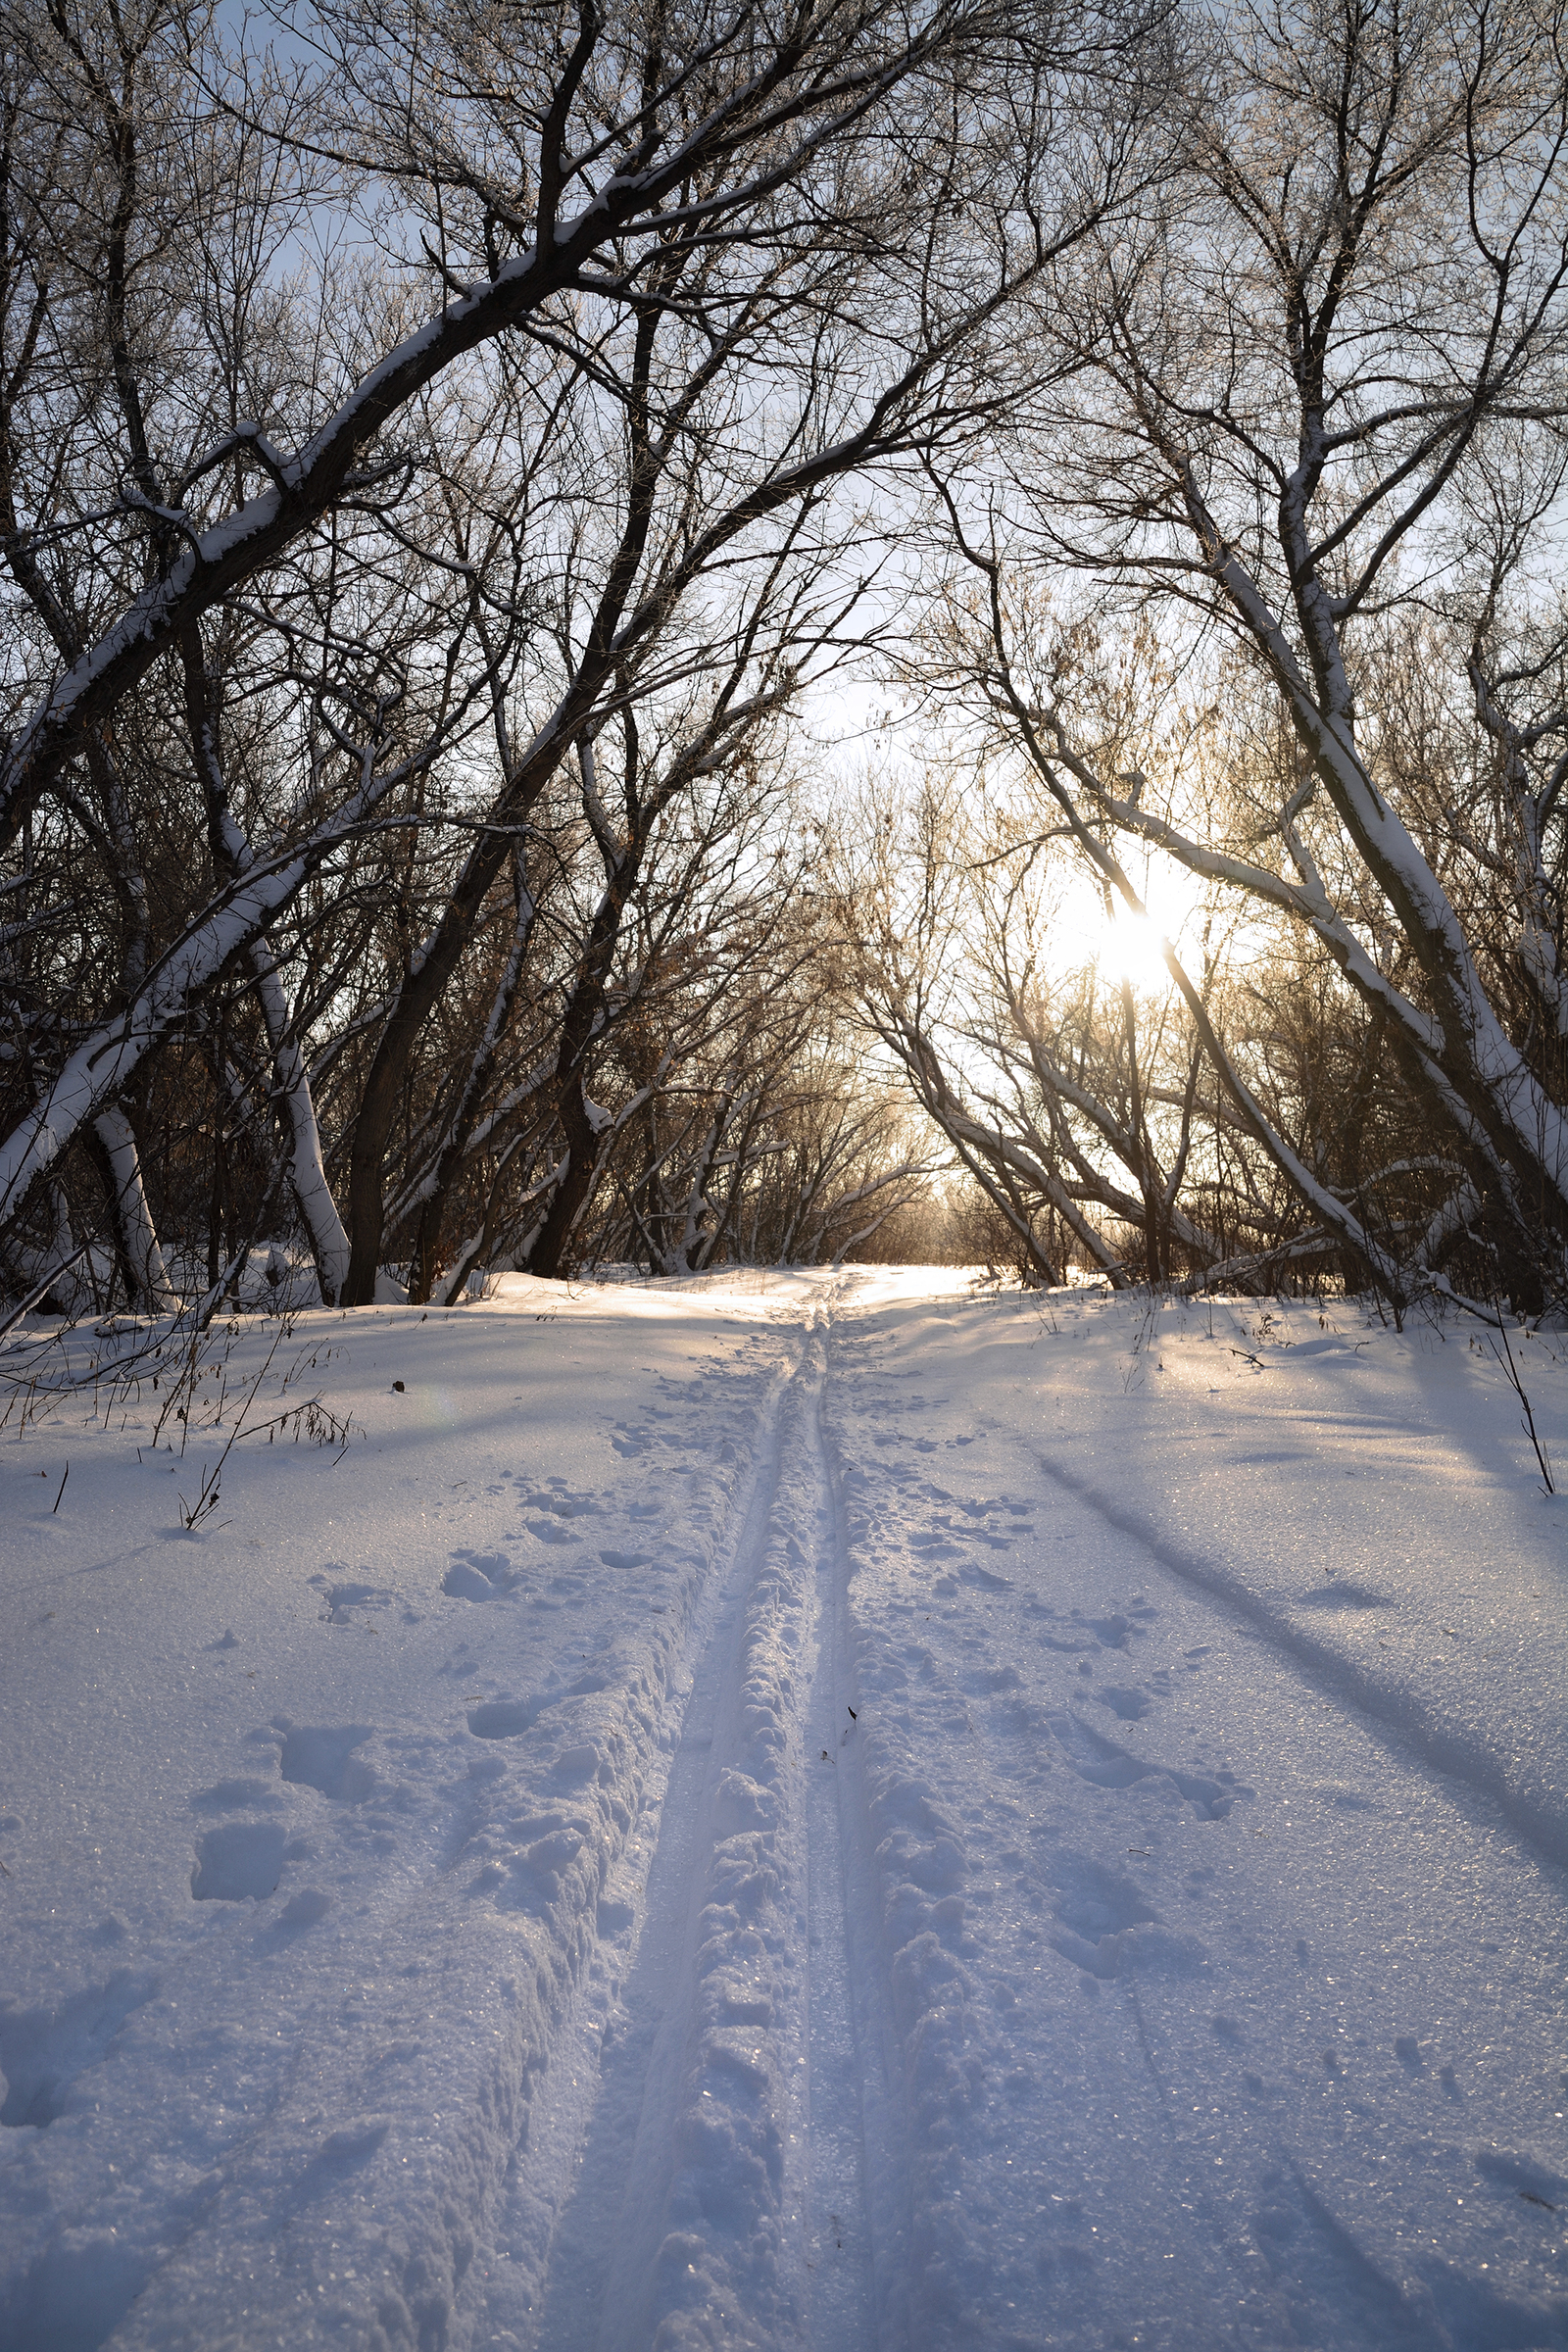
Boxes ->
[484,1334,803,2350]
[487,1287,906,2351]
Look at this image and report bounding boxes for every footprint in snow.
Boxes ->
[959,1561,1012,1592]
[1046,1707,1240,1819]
[279,1725,376,1801]
[1043,1852,1215,1984]
[1095,1686,1152,1722]
[1050,1850,1156,1943]
[966,1663,1023,1694]
[0,1971,161,2127]
[309,1573,399,1625]
[443,1549,517,1600]
[530,1573,588,1611]
[280,1887,333,1927]
[466,1697,538,1740]
[519,1486,601,1517]
[1070,1610,1150,1649]
[191,1820,287,1901]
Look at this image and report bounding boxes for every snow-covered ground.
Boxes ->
[1,1269,1565,2352]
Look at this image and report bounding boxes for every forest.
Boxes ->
[4,0,1568,1320]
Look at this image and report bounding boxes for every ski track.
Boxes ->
[471,1292,904,2351]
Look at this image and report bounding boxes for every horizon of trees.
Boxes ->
[4,0,1568,1326]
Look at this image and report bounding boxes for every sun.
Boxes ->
[1039,856,1205,996]
[1096,905,1176,992]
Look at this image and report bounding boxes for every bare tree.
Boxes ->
[918,0,1568,1307]
[0,0,1174,1305]
[839,771,1233,1285]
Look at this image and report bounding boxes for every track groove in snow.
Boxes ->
[801,1344,901,2352]
[468,1330,807,2349]
[473,1299,899,2349]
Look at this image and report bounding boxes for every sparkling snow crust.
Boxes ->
[1,1272,1564,2349]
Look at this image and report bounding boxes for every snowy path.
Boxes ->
[470,1300,900,2349]
[2,1272,1565,2350]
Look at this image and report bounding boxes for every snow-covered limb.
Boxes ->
[1200,529,1568,1212]
[186,646,353,1309]
[824,1159,931,1264]
[889,1011,1125,1281]
[433,1150,571,1305]
[407,863,538,1303]
[385,1051,562,1230]
[1469,651,1568,1042]
[427,1234,485,1309]
[0,1234,93,1336]
[0,756,408,1234]
[1167,1230,1340,1296]
[1414,1179,1482,1272]
[932,531,1452,1300]
[1086,785,1447,1065]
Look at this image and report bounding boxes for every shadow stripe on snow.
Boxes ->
[1036,1450,1568,1876]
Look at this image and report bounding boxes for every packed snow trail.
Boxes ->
[1,1270,1565,2351]
[472,1300,900,2349]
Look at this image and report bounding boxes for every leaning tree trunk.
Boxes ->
[89,1105,176,1312]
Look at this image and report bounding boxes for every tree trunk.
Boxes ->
[89,1105,176,1312]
